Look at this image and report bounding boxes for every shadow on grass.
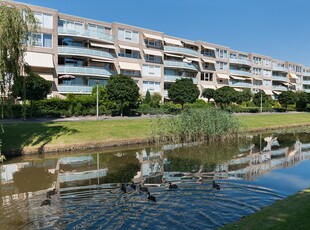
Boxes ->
[1,122,78,156]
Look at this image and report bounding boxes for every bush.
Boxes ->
[160,102,182,114]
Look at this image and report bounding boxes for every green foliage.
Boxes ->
[150,93,162,108]
[168,78,200,109]
[236,89,252,104]
[296,91,309,111]
[91,84,108,101]
[201,88,216,102]
[252,90,269,107]
[214,86,238,107]
[278,91,297,110]
[106,74,139,116]
[144,90,151,104]
[150,108,240,143]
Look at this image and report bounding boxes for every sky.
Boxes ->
[13,0,310,66]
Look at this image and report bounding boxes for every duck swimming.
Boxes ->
[169,182,178,189]
[139,184,148,193]
[130,181,137,191]
[147,192,156,203]
[46,188,57,198]
[212,180,220,190]
[40,199,51,206]
[120,183,127,193]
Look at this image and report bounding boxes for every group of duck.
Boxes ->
[119,180,220,203]
[40,188,58,206]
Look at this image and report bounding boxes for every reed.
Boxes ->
[150,108,240,144]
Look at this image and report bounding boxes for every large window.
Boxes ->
[145,54,161,63]
[120,69,140,76]
[200,72,213,81]
[29,33,52,48]
[142,81,160,92]
[253,57,262,65]
[118,28,139,43]
[145,38,161,48]
[142,65,161,77]
[216,61,228,70]
[253,68,262,76]
[118,49,140,59]
[34,12,53,29]
[216,49,228,59]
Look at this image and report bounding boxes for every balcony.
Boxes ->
[58,85,93,94]
[272,75,288,82]
[229,81,252,88]
[230,58,252,66]
[58,66,114,77]
[164,75,198,84]
[272,85,287,91]
[164,46,199,57]
[272,65,288,72]
[303,89,310,93]
[164,60,199,71]
[58,46,114,60]
[303,72,310,77]
[229,69,252,77]
[302,80,310,85]
[58,27,114,43]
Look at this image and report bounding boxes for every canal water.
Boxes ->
[1,130,310,229]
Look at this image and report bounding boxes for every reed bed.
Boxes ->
[150,108,241,144]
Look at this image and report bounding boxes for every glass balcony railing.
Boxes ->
[229,82,252,88]
[229,69,252,77]
[272,65,288,72]
[164,46,199,57]
[164,60,199,71]
[58,66,114,77]
[303,72,310,77]
[164,75,198,84]
[303,89,310,93]
[58,85,93,94]
[302,80,310,85]
[58,27,114,43]
[272,75,288,82]
[272,85,287,91]
[229,58,252,66]
[58,46,114,60]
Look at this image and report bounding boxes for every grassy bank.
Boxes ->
[221,189,310,230]
[1,112,310,154]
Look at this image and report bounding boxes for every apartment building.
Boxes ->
[12,1,310,99]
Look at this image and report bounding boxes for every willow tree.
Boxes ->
[0,1,37,117]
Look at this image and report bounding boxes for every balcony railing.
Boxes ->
[303,89,310,93]
[272,65,288,72]
[303,72,310,77]
[164,46,199,57]
[164,90,168,97]
[302,80,310,85]
[58,46,114,60]
[229,82,252,88]
[58,85,93,94]
[58,66,114,77]
[164,60,199,71]
[230,58,252,66]
[229,69,252,77]
[272,85,287,91]
[272,75,288,82]
[164,75,198,84]
[58,27,114,43]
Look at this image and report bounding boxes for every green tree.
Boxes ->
[150,93,162,108]
[252,90,269,107]
[278,91,297,111]
[236,89,252,104]
[106,74,139,116]
[168,78,200,109]
[213,86,238,108]
[202,88,216,102]
[295,91,308,111]
[91,84,108,101]
[0,2,37,115]
[144,90,151,104]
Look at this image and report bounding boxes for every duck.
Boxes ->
[147,192,156,203]
[212,180,220,190]
[120,183,127,193]
[130,181,137,191]
[169,182,178,189]
[46,188,57,198]
[139,184,149,193]
[40,199,51,206]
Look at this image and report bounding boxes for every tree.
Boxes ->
[168,78,200,109]
[252,90,269,107]
[12,68,51,117]
[202,88,216,102]
[278,91,297,111]
[213,86,238,108]
[0,2,37,112]
[106,74,139,116]
[236,89,252,104]
[295,91,308,111]
[144,90,151,104]
[151,93,162,108]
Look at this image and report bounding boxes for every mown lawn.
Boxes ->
[221,189,310,230]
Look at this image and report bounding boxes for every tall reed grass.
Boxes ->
[150,108,240,144]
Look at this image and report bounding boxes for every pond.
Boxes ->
[1,130,310,229]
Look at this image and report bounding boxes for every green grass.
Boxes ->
[1,112,310,153]
[221,189,310,230]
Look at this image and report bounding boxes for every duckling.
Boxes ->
[212,180,220,190]
[130,181,137,191]
[169,182,178,189]
[120,183,127,193]
[46,188,57,198]
[40,199,51,206]
[139,184,149,193]
[147,192,156,203]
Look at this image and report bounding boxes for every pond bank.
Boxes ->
[221,188,310,230]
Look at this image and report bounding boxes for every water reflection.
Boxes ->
[1,131,310,229]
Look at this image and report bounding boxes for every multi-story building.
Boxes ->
[10,2,310,99]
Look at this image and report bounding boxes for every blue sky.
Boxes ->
[15,0,310,66]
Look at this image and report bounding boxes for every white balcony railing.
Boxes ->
[230,58,252,66]
[164,46,199,57]
[229,69,252,77]
[58,66,114,77]
[164,75,198,84]
[58,46,114,60]
[164,60,199,71]
[58,85,93,94]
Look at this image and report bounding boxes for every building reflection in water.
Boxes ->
[1,132,310,207]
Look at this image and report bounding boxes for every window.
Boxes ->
[200,72,213,81]
[253,57,262,65]
[263,69,271,77]
[142,65,161,77]
[216,61,228,70]
[145,54,161,63]
[28,33,52,48]
[34,12,53,29]
[142,81,160,92]
[145,39,161,48]
[118,49,139,59]
[201,49,215,57]
[253,68,262,76]
[121,69,140,76]
[216,49,227,59]
[118,28,139,43]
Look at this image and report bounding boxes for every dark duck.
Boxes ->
[169,182,178,189]
[212,180,220,190]
[46,188,57,198]
[147,192,156,203]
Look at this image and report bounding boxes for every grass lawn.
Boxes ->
[1,112,310,153]
[221,189,310,230]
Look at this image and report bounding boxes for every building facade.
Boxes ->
[13,1,310,99]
